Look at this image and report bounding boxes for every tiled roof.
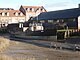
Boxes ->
[22,6,43,8]
[0,8,14,10]
[22,6,47,12]
[0,10,25,17]
[33,8,80,20]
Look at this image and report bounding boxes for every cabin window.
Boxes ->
[57,20,59,23]
[73,19,76,21]
[48,20,53,23]
[59,19,64,23]
[62,20,64,22]
[40,20,44,23]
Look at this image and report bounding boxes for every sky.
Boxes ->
[0,0,80,11]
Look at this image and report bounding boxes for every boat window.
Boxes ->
[40,20,44,23]
[48,20,53,23]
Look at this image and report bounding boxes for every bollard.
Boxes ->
[60,47,62,50]
[54,44,57,49]
[60,43,62,50]
[50,42,53,48]
[73,44,76,51]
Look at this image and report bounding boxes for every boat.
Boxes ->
[25,22,57,36]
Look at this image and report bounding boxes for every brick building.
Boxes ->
[0,6,46,28]
[19,5,47,21]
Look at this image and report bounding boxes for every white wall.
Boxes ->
[78,16,80,29]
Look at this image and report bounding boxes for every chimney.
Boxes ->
[79,4,80,8]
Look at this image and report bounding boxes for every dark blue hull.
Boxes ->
[25,29,57,36]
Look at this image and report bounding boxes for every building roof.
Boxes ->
[0,10,25,17]
[0,8,14,10]
[33,8,80,20]
[22,6,47,12]
[22,6,43,8]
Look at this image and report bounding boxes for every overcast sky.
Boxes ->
[0,0,80,11]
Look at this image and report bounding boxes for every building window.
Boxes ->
[5,12,9,16]
[26,8,27,10]
[32,8,34,12]
[18,12,23,16]
[18,13,20,15]
[16,13,18,16]
[41,9,43,11]
[2,12,5,16]
[28,8,30,12]
[7,12,9,16]
[20,13,23,16]
[38,8,41,11]
[14,12,18,16]
[42,9,45,12]
[5,12,7,16]
[0,12,2,16]
[30,8,32,11]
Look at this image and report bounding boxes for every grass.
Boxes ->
[0,37,10,52]
[0,54,13,60]
[0,54,36,60]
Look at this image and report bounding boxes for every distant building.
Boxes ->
[0,6,47,28]
[0,8,14,10]
[19,6,47,21]
[0,10,25,27]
